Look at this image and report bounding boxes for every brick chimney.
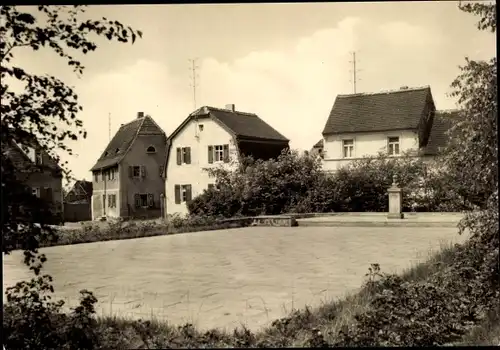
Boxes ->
[225,104,235,112]
[137,111,144,118]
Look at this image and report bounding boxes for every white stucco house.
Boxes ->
[319,85,458,172]
[163,104,289,216]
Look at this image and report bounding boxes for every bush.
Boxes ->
[187,149,472,217]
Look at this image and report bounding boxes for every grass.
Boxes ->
[78,240,496,348]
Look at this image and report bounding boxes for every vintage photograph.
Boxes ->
[2,1,498,348]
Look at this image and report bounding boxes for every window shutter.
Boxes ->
[223,144,229,163]
[208,146,213,164]
[148,193,154,208]
[174,185,181,204]
[39,187,46,200]
[186,147,191,164]
[176,147,182,165]
[128,166,133,178]
[140,166,146,178]
[134,194,140,208]
[186,185,192,201]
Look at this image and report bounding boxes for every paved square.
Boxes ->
[3,226,468,331]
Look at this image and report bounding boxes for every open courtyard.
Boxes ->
[3,226,469,332]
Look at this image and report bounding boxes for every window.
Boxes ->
[107,194,117,208]
[198,124,204,131]
[35,151,43,165]
[388,137,400,156]
[342,139,354,158]
[174,184,192,204]
[146,146,156,153]
[176,147,191,165]
[32,187,40,198]
[208,144,229,164]
[131,166,141,178]
[134,193,153,208]
[107,168,116,180]
[208,184,215,191]
[94,172,99,183]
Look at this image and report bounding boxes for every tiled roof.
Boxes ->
[90,115,166,171]
[423,110,460,155]
[206,107,289,142]
[75,180,93,196]
[312,139,323,148]
[2,137,61,173]
[322,86,433,135]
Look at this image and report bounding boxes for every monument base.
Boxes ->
[387,212,405,219]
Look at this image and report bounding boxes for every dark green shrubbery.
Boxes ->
[187,149,474,218]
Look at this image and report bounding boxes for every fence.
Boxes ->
[64,202,91,222]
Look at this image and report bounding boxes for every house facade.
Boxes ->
[90,112,167,220]
[64,179,93,222]
[320,86,443,172]
[3,139,64,224]
[164,104,289,216]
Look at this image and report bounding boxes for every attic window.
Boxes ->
[146,146,156,154]
[115,148,120,154]
[104,151,109,156]
[198,124,204,131]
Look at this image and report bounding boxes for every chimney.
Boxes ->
[225,104,235,112]
[400,86,409,90]
[137,111,144,119]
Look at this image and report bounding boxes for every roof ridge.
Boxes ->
[206,106,258,117]
[337,85,430,98]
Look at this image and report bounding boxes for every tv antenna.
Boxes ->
[349,51,362,93]
[188,58,200,109]
[108,112,111,141]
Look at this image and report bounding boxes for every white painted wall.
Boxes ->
[322,130,420,172]
[165,118,238,216]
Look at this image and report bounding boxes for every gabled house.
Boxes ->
[90,112,167,220]
[164,104,289,216]
[310,139,324,159]
[320,86,439,171]
[2,138,64,224]
[65,180,93,203]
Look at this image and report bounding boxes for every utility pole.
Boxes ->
[188,58,199,109]
[349,51,362,94]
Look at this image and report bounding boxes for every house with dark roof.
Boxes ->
[2,138,64,224]
[164,104,289,216]
[320,86,456,171]
[90,112,167,220]
[65,180,93,203]
[310,139,324,159]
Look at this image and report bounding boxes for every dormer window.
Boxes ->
[198,124,204,132]
[115,148,120,154]
[146,146,156,154]
[104,151,109,156]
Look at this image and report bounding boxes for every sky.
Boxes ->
[8,2,497,184]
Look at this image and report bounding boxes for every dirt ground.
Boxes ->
[3,226,468,332]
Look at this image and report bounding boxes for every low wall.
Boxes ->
[219,215,298,227]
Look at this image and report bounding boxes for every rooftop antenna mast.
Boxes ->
[188,58,200,109]
[349,51,362,94]
[108,112,111,141]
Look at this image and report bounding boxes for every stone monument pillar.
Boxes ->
[387,174,404,219]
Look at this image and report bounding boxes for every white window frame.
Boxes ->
[214,145,224,162]
[342,139,354,158]
[387,136,400,156]
[181,147,189,164]
[32,187,40,198]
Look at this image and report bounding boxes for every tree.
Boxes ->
[443,2,497,209]
[1,4,142,260]
[1,5,142,348]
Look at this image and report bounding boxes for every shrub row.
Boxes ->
[187,150,475,218]
[37,215,248,249]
